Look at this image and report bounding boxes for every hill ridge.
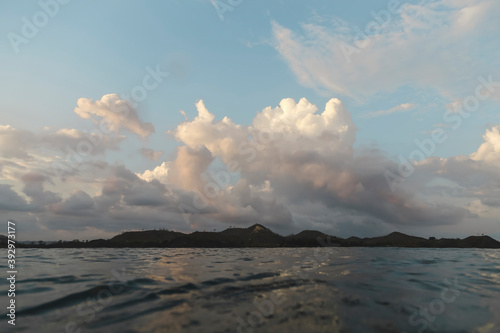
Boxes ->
[3,226,500,248]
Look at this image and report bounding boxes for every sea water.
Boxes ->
[2,247,500,332]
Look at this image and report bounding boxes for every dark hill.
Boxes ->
[110,230,185,247]
[9,226,500,248]
[108,224,286,248]
[463,235,500,248]
[358,232,429,247]
[340,233,500,248]
[216,224,285,247]
[284,230,340,247]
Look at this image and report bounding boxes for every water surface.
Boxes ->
[2,247,500,332]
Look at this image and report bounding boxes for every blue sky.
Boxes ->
[1,0,500,241]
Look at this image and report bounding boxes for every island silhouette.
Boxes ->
[3,224,500,248]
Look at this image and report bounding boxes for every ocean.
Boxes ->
[3,247,500,332]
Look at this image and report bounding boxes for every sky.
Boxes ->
[1,0,500,241]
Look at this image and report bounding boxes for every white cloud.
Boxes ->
[470,125,500,164]
[271,0,500,100]
[171,100,247,161]
[74,94,155,139]
[409,123,500,217]
[0,125,36,159]
[0,124,125,185]
[137,161,170,184]
[252,97,357,150]
[363,103,416,118]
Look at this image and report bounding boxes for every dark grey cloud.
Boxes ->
[0,184,31,212]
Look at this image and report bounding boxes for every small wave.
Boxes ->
[158,282,199,295]
[237,257,253,261]
[416,259,438,265]
[239,271,280,281]
[17,277,156,316]
[127,278,159,286]
[201,277,235,286]
[20,275,78,284]
[19,284,130,316]
[87,299,186,330]
[105,292,160,311]
[17,286,53,295]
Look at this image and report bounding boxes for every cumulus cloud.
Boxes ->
[408,122,500,218]
[158,98,470,228]
[271,0,500,100]
[74,94,155,139]
[470,125,500,164]
[172,100,247,161]
[253,97,356,150]
[137,161,170,184]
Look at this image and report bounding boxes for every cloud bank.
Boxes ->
[2,96,499,240]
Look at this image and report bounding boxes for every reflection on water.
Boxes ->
[2,247,500,332]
